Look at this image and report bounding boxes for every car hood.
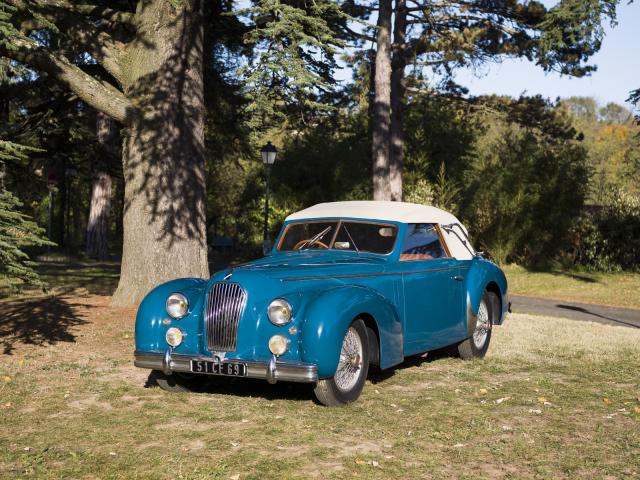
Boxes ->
[211,251,389,284]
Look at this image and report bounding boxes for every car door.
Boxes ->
[399,223,466,355]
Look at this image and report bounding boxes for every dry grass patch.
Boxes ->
[0,296,639,479]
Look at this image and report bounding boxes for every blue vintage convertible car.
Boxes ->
[134,201,509,405]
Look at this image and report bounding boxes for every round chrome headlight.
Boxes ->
[268,334,290,356]
[165,327,183,347]
[166,293,188,319]
[268,298,292,326]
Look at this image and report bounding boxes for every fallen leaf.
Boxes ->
[229,474,240,480]
[396,408,404,413]
[355,459,367,465]
[370,460,380,467]
[390,403,397,408]
[529,409,542,415]
[241,419,249,423]
[502,425,512,431]
[3,376,11,383]
[384,455,394,459]
[231,442,240,447]
[495,397,511,405]
[634,406,640,414]
[109,452,116,456]
[453,443,466,448]
[23,447,31,452]
[479,388,488,394]
[537,397,547,403]
[603,398,612,405]
[374,389,380,394]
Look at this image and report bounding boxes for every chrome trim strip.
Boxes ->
[280,265,470,282]
[134,351,318,384]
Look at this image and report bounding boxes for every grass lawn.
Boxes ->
[0,295,639,479]
[503,264,640,309]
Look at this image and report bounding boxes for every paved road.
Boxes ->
[511,295,640,329]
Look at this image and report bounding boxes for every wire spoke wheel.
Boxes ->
[313,319,370,406]
[473,298,491,349]
[334,326,364,392]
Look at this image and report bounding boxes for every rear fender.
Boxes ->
[300,285,403,378]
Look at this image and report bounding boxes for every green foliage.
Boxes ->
[0,140,54,290]
[570,189,640,271]
[537,0,619,76]
[403,94,590,265]
[561,97,640,201]
[239,0,346,131]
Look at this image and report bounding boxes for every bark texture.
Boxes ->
[389,0,407,202]
[372,0,392,201]
[86,112,116,260]
[111,0,208,306]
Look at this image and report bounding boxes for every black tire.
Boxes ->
[457,291,497,359]
[314,319,370,406]
[148,370,202,392]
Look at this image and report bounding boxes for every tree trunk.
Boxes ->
[390,0,407,202]
[111,0,208,306]
[372,0,392,201]
[86,112,116,260]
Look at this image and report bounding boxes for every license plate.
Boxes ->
[190,360,247,377]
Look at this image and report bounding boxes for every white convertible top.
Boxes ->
[286,201,474,259]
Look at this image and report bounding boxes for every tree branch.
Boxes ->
[8,0,128,84]
[0,36,131,123]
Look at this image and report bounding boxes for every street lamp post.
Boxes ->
[261,141,277,255]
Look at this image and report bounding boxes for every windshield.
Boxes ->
[277,220,398,254]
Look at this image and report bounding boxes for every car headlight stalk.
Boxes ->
[166,293,189,319]
[268,298,292,326]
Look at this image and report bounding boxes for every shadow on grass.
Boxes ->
[556,304,640,329]
[519,265,600,284]
[0,296,91,355]
[144,349,459,403]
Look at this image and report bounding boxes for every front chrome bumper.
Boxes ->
[134,350,318,384]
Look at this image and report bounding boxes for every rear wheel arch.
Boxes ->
[484,281,502,323]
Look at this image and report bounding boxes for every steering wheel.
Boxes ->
[294,239,330,250]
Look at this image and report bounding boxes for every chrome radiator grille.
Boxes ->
[205,282,247,352]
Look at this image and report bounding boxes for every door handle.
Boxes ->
[452,275,464,282]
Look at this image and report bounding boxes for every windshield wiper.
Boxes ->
[299,226,332,250]
[342,224,360,255]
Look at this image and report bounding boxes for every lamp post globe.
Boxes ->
[261,141,277,165]
[261,142,277,255]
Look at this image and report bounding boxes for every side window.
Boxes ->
[400,223,447,261]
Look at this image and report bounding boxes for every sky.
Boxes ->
[334,1,639,109]
[452,1,639,108]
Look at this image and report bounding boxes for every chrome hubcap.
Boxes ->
[473,299,491,349]
[335,327,364,392]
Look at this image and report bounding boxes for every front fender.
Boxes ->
[300,285,403,378]
[465,259,508,334]
[135,278,208,354]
